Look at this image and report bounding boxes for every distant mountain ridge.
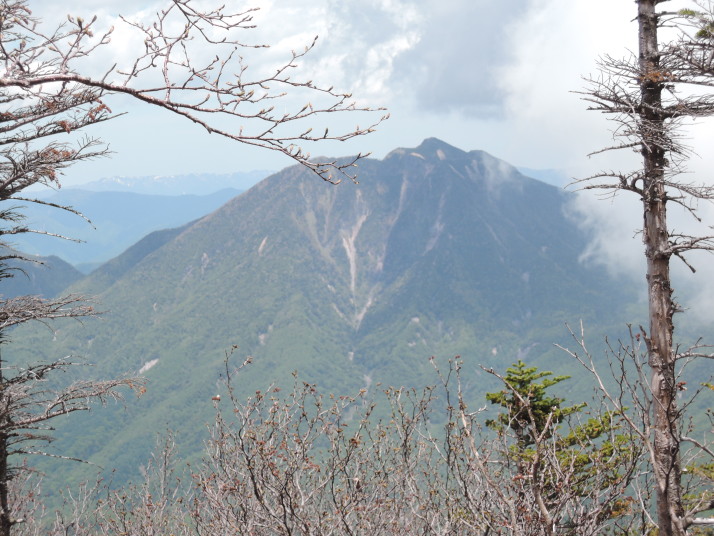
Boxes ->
[74,170,273,195]
[0,251,83,299]
[6,138,636,489]
[12,188,244,271]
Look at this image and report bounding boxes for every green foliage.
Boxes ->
[554,412,636,498]
[486,361,641,530]
[679,7,714,40]
[486,360,585,446]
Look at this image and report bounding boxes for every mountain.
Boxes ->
[5,138,636,489]
[12,188,244,271]
[0,252,83,299]
[75,170,273,195]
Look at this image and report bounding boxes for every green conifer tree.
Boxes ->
[486,361,641,533]
[486,360,584,448]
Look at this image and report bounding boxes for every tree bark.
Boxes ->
[0,435,9,536]
[0,357,10,536]
[637,2,685,534]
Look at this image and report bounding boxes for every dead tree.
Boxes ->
[559,324,714,535]
[577,4,714,529]
[0,0,386,188]
[0,295,145,535]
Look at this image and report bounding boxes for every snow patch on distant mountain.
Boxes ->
[75,170,275,195]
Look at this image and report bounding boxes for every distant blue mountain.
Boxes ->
[75,170,273,195]
[11,188,245,271]
[0,250,83,299]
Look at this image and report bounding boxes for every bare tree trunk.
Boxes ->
[0,358,10,536]
[637,2,685,534]
[580,0,714,530]
[0,434,9,536]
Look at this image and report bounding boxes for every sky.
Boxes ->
[29,0,713,183]
[29,0,659,183]
[27,0,714,318]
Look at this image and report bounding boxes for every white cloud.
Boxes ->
[388,0,538,117]
[494,0,636,170]
[566,191,644,281]
[23,0,714,206]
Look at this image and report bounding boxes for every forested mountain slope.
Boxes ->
[6,138,637,487]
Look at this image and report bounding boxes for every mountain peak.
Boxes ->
[385,138,467,162]
[414,137,465,158]
[379,138,535,195]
